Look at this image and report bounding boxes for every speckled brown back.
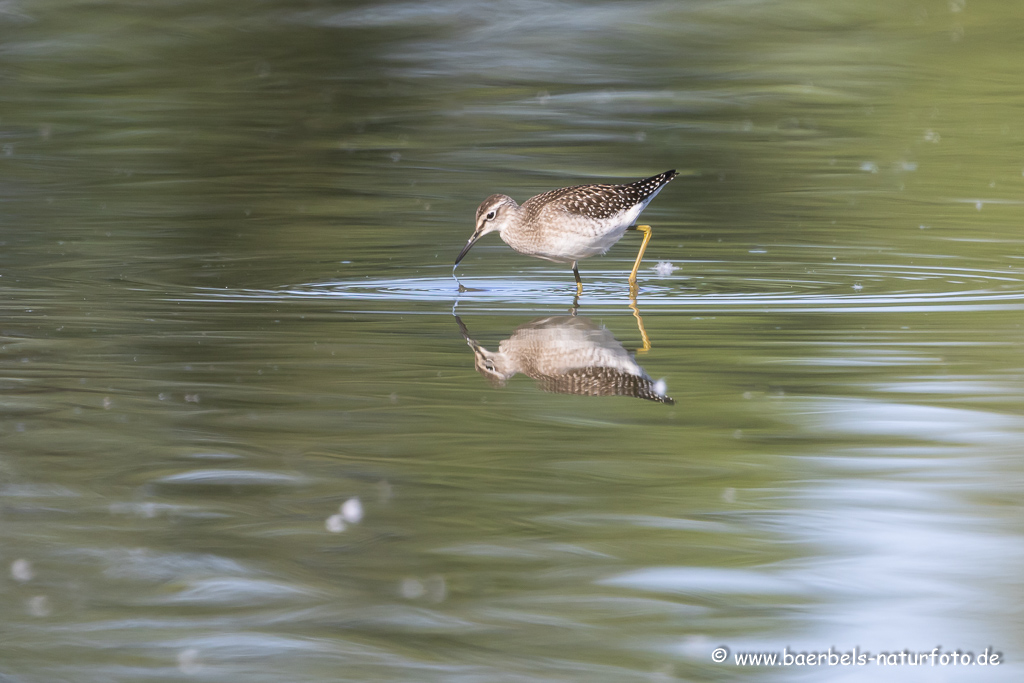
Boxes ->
[521,170,678,221]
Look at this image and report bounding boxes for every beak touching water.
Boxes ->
[454,230,482,267]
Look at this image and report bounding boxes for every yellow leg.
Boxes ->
[572,261,583,297]
[628,296,651,353]
[628,224,652,293]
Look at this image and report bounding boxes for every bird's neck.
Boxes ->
[496,203,524,237]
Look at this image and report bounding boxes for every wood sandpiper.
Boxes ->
[454,170,678,296]
[455,315,673,404]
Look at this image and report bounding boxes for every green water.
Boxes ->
[2,1,1024,681]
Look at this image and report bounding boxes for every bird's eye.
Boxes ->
[486,210,496,220]
[484,361,495,371]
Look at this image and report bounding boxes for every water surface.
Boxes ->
[2,0,1024,681]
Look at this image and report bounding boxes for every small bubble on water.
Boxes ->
[11,559,34,582]
[341,497,363,524]
[325,514,346,533]
[853,282,863,291]
[27,595,51,617]
[653,261,676,277]
[860,161,878,173]
[178,648,202,675]
[400,578,425,599]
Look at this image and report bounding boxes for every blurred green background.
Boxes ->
[2,0,1023,681]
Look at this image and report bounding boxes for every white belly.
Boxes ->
[500,189,661,263]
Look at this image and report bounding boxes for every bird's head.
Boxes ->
[470,343,516,387]
[454,314,517,386]
[455,194,518,266]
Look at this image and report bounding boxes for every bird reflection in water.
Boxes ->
[455,315,673,404]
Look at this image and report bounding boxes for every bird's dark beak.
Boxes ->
[454,232,481,266]
[453,314,472,342]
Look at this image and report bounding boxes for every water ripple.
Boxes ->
[192,263,1024,315]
